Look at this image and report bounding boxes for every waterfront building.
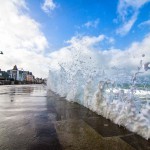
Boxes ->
[0,69,10,85]
[26,72,34,83]
[0,69,9,80]
[5,65,42,84]
[7,65,24,81]
[7,65,35,83]
[35,78,43,84]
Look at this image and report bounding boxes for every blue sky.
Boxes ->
[26,0,150,51]
[1,0,150,77]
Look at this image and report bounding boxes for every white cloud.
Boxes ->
[116,12,138,36]
[117,0,149,20]
[83,19,99,28]
[2,0,148,79]
[66,34,105,48]
[48,33,150,77]
[0,0,114,78]
[41,0,56,13]
[103,34,150,73]
[116,0,150,35]
[106,37,115,44]
[0,0,50,78]
[48,34,107,70]
[138,20,150,27]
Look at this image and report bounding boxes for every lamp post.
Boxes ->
[0,51,3,54]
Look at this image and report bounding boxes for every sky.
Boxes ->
[0,0,150,77]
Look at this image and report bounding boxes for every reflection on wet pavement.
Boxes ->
[0,85,62,150]
[0,85,149,150]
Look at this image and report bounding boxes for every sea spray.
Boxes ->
[47,48,150,139]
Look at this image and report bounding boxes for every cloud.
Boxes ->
[106,37,115,44]
[0,0,50,78]
[41,0,56,13]
[48,33,150,78]
[66,34,105,48]
[116,12,138,35]
[48,34,107,70]
[116,0,150,35]
[2,0,149,79]
[83,19,99,28]
[138,20,150,28]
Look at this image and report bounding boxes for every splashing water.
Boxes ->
[47,49,150,140]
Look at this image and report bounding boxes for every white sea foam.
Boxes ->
[47,47,150,140]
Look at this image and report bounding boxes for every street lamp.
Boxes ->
[0,51,3,54]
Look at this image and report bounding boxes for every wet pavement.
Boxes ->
[0,85,149,150]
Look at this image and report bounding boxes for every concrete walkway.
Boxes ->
[0,85,149,150]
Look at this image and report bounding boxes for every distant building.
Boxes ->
[22,71,28,81]
[6,65,43,84]
[0,69,9,80]
[0,69,10,85]
[26,71,34,83]
[7,65,17,80]
[35,78,43,84]
[7,65,33,82]
[7,65,24,81]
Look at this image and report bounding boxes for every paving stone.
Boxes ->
[83,117,132,137]
[54,119,134,150]
[121,134,150,150]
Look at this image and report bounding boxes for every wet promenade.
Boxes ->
[0,85,149,150]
